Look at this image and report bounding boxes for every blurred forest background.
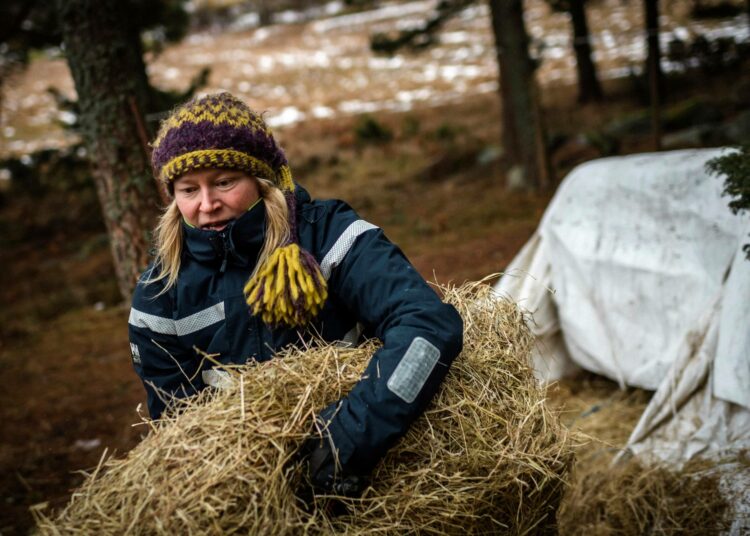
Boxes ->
[0,0,748,533]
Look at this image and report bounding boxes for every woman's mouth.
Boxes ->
[201,220,229,231]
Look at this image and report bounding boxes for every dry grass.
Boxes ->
[34,282,573,535]
[545,376,652,461]
[548,377,732,535]
[558,456,731,536]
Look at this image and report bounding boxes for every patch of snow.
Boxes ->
[421,64,439,82]
[310,50,331,68]
[396,88,434,103]
[312,1,435,33]
[475,80,498,93]
[441,31,472,46]
[367,56,405,70]
[250,27,272,44]
[231,12,260,31]
[164,67,182,80]
[696,15,750,41]
[277,2,343,24]
[546,46,567,60]
[267,106,306,127]
[440,64,482,81]
[394,15,431,32]
[312,105,335,119]
[601,30,616,50]
[185,32,213,45]
[672,27,691,41]
[58,111,77,126]
[258,55,275,72]
[275,10,306,25]
[338,99,385,114]
[448,46,474,63]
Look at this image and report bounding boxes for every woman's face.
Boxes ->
[173,168,261,231]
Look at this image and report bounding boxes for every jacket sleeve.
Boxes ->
[128,276,205,419]
[319,211,464,477]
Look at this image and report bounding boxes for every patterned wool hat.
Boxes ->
[151,92,327,328]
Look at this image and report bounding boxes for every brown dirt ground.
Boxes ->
[1,65,747,534]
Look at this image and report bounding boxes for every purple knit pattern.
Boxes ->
[152,122,287,181]
[284,190,299,245]
[283,189,325,294]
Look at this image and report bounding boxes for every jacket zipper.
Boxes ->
[219,231,229,273]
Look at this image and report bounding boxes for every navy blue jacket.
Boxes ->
[129,186,463,476]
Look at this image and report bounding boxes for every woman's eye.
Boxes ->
[217,178,236,188]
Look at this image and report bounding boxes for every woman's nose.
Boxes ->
[198,188,219,212]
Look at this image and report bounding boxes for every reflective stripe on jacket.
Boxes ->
[128,185,463,476]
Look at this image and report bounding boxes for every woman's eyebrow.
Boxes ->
[215,172,241,180]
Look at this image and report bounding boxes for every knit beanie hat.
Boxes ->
[151,92,327,328]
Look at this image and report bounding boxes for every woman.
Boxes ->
[128,92,463,495]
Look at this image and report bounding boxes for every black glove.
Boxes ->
[292,434,367,517]
[305,436,367,497]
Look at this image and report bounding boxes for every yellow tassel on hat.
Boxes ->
[243,243,328,327]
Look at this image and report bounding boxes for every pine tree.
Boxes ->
[489,0,552,190]
[706,146,750,259]
[57,0,162,300]
[547,0,603,103]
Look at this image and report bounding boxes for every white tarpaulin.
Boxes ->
[493,148,750,461]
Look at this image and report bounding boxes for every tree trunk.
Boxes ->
[644,0,662,150]
[569,0,602,102]
[497,55,520,166]
[57,0,161,301]
[257,0,273,26]
[489,0,552,191]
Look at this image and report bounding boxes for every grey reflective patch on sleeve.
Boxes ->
[387,337,441,404]
[320,220,378,280]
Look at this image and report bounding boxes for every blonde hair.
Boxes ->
[144,178,291,295]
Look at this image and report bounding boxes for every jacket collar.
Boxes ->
[180,184,313,271]
[182,199,266,270]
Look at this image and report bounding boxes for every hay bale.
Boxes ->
[35,282,573,535]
